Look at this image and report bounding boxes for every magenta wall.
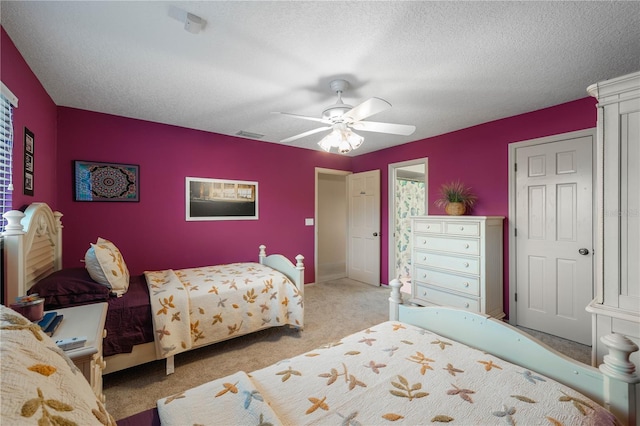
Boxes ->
[352,97,598,313]
[1,28,58,210]
[56,108,351,282]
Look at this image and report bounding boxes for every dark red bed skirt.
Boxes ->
[116,407,160,426]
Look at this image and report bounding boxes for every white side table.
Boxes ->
[45,302,108,402]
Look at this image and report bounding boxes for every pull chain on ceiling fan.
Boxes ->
[274,79,416,154]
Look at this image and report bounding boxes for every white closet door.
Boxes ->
[515,134,593,345]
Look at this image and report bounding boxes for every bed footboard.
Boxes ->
[258,245,304,296]
[387,279,639,425]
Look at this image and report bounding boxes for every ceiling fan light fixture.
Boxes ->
[338,139,352,154]
[277,78,411,153]
[318,128,364,154]
[345,130,363,150]
[318,132,338,152]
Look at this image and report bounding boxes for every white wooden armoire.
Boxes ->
[586,71,640,368]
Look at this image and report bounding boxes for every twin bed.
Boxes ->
[2,202,639,425]
[3,202,305,375]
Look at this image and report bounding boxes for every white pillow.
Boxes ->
[85,237,130,296]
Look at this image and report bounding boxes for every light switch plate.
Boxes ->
[305,218,314,226]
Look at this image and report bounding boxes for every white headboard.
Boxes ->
[2,202,63,303]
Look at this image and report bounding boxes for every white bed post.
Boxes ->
[2,209,26,303]
[295,254,304,297]
[52,211,63,271]
[166,356,175,375]
[599,333,639,425]
[389,279,403,321]
[258,244,267,263]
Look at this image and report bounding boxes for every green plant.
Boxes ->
[434,181,477,208]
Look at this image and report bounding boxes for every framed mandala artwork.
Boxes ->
[74,160,139,202]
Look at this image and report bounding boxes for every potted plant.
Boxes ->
[434,180,477,215]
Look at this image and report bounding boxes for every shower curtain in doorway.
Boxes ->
[394,178,426,289]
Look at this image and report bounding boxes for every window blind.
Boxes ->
[0,83,17,232]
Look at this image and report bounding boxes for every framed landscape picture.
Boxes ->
[74,160,139,202]
[186,177,258,221]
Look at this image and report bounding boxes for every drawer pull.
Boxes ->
[464,302,470,308]
[464,243,470,249]
[422,291,427,297]
[422,256,427,261]
[460,226,464,230]
[426,225,430,229]
[464,262,469,268]
[422,273,427,279]
[464,282,469,287]
[422,239,426,244]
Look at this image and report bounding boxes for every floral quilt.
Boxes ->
[157,321,619,425]
[145,262,303,359]
[1,305,115,425]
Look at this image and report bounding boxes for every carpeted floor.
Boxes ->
[103,278,591,421]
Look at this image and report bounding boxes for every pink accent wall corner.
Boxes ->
[1,27,58,210]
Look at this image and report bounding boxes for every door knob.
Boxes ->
[373,232,378,237]
[578,248,590,255]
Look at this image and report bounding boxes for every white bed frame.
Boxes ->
[388,280,639,425]
[2,202,305,375]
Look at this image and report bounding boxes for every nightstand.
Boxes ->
[45,303,108,403]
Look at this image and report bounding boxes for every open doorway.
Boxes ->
[388,159,428,294]
[316,168,350,283]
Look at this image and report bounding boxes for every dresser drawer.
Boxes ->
[413,220,442,234]
[415,284,480,311]
[445,221,480,236]
[414,250,480,275]
[413,235,480,256]
[414,266,479,296]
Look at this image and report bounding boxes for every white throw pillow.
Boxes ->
[85,237,130,296]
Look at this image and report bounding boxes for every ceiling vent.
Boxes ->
[236,130,264,140]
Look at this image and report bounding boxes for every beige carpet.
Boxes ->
[103,278,590,421]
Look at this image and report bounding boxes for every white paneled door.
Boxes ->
[515,134,593,345]
[348,170,380,286]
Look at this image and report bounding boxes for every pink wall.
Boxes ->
[1,28,58,210]
[352,97,598,313]
[56,108,351,282]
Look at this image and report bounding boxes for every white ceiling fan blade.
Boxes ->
[343,97,392,123]
[273,111,330,124]
[280,126,332,143]
[351,120,416,136]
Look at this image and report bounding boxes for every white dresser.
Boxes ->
[410,216,505,319]
[586,71,640,368]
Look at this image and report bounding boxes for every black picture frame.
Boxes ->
[23,127,34,196]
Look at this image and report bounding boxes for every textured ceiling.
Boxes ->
[2,1,639,156]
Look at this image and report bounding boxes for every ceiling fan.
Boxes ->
[274,79,416,154]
